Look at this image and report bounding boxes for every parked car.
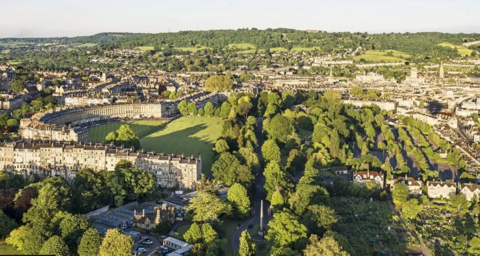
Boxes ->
[248,224,253,229]
[142,239,153,245]
[137,247,147,253]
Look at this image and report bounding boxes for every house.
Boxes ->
[393,176,422,196]
[459,183,480,201]
[163,237,191,251]
[353,170,384,188]
[427,180,456,199]
[133,203,176,231]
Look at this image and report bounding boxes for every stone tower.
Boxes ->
[439,63,444,79]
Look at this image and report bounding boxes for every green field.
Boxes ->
[135,46,154,51]
[175,46,210,52]
[0,242,22,255]
[269,47,288,52]
[291,46,321,52]
[438,42,473,56]
[74,43,97,48]
[140,116,224,175]
[354,50,410,63]
[87,120,165,142]
[225,43,256,50]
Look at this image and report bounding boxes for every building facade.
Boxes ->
[426,180,457,199]
[0,141,201,189]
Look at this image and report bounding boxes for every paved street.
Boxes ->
[230,117,272,252]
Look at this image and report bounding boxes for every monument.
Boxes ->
[258,200,265,236]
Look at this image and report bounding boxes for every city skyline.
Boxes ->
[1,0,479,38]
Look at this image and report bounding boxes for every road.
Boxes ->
[230,117,271,252]
[387,200,432,256]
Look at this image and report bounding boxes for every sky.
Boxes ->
[1,0,479,38]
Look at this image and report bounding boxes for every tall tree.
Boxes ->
[111,124,140,149]
[264,162,287,201]
[392,183,409,206]
[262,139,281,164]
[212,152,253,186]
[78,228,103,256]
[238,230,256,256]
[227,183,251,219]
[99,229,133,256]
[0,210,16,239]
[186,191,231,222]
[267,210,307,248]
[39,236,70,256]
[267,114,294,143]
[303,234,350,256]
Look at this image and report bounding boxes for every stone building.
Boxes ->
[353,170,384,189]
[0,141,201,189]
[393,176,423,196]
[133,204,175,231]
[426,180,456,199]
[459,183,480,201]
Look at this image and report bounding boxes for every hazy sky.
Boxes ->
[1,0,479,38]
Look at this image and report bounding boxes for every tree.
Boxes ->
[39,236,70,256]
[32,99,44,111]
[22,224,50,255]
[12,80,25,93]
[450,194,469,212]
[271,190,285,209]
[178,100,188,115]
[323,90,341,103]
[468,236,480,255]
[78,228,103,256]
[262,139,281,164]
[212,152,253,186]
[205,75,233,92]
[227,183,251,219]
[204,102,214,116]
[220,102,232,118]
[289,184,330,216]
[401,199,422,220]
[237,96,253,119]
[105,132,116,143]
[350,86,364,97]
[184,222,202,244]
[304,234,350,256]
[302,205,338,235]
[392,183,409,206]
[267,210,307,247]
[237,147,259,173]
[59,213,91,251]
[201,223,217,244]
[0,210,16,239]
[188,102,198,115]
[7,119,18,128]
[214,139,230,153]
[6,225,28,251]
[238,230,256,256]
[73,168,108,213]
[186,191,231,222]
[99,229,133,256]
[267,114,294,143]
[264,162,287,201]
[112,124,140,149]
[0,188,16,210]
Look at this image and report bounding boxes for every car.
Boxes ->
[142,239,153,245]
[248,224,253,229]
[137,247,147,253]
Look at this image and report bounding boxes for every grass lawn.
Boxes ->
[291,46,321,52]
[225,43,256,51]
[74,43,97,48]
[175,46,210,52]
[0,241,22,255]
[87,120,165,142]
[269,47,288,52]
[176,224,191,236]
[218,218,244,254]
[140,116,224,176]
[135,46,154,51]
[354,50,409,63]
[7,61,22,66]
[299,128,312,139]
[438,42,473,56]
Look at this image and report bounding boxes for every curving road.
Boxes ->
[230,117,272,252]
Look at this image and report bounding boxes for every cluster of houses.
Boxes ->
[353,170,480,201]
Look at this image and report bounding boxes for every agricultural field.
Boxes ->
[87,120,165,142]
[354,50,410,63]
[140,116,224,175]
[438,42,473,56]
[135,46,154,51]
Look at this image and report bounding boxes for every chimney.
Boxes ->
[142,209,145,217]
